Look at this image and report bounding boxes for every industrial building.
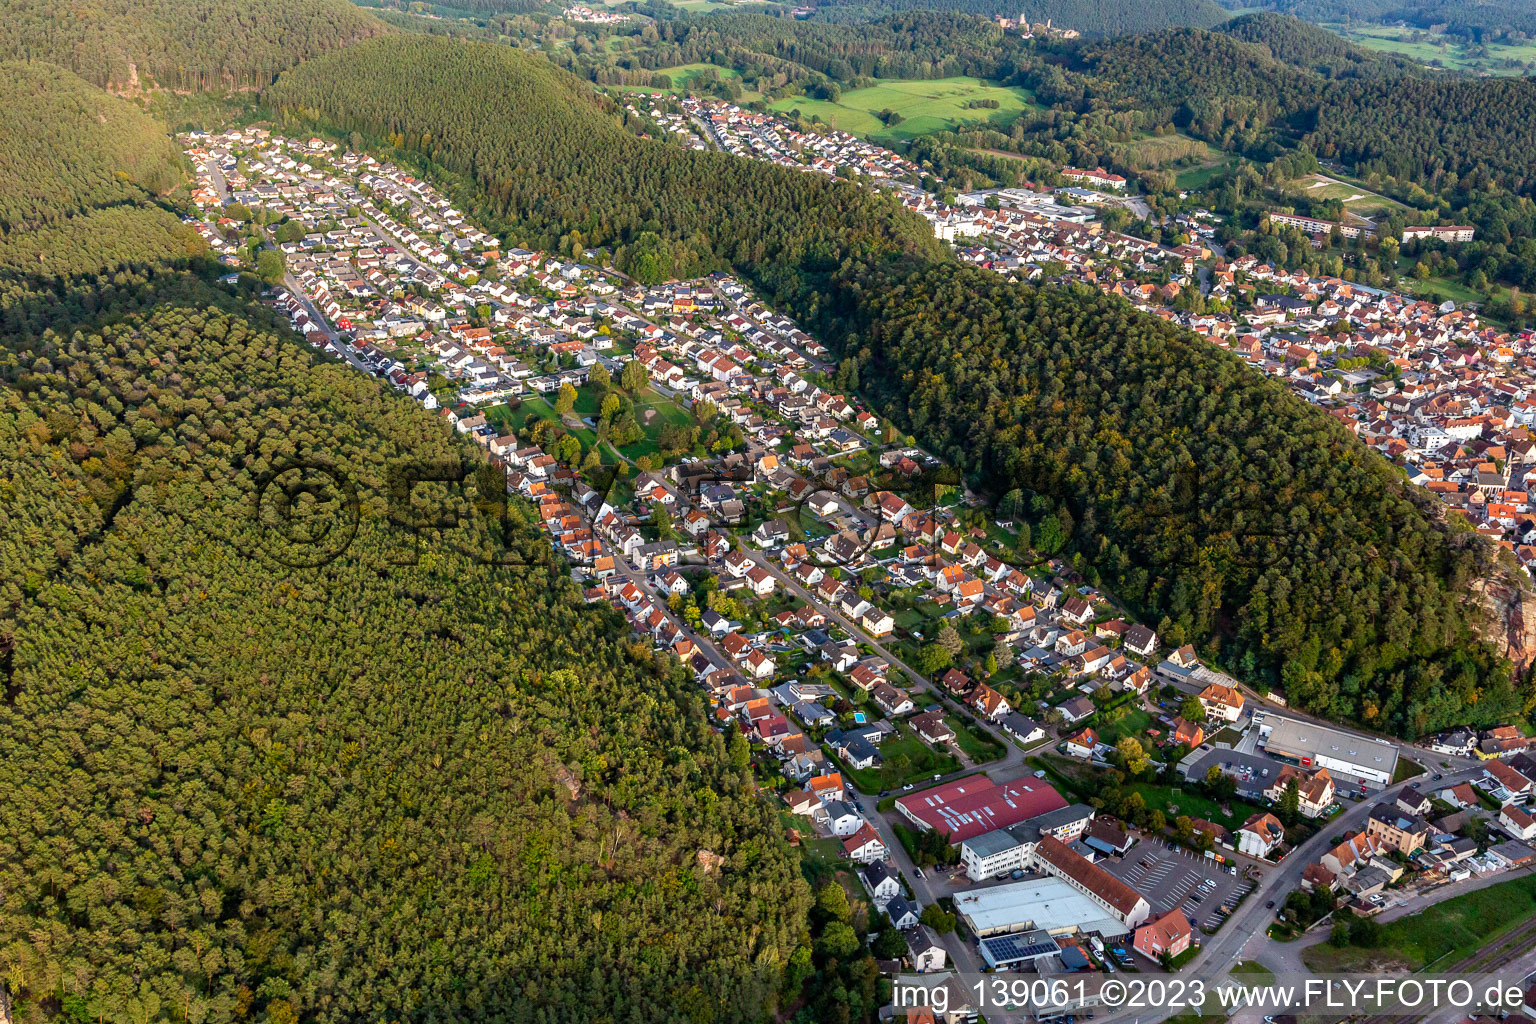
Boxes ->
[1257,712,1399,788]
[959,803,1097,880]
[954,876,1130,940]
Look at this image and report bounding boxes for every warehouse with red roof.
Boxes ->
[894,775,1068,843]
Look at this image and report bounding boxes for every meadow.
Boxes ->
[769,76,1036,143]
[1331,22,1536,76]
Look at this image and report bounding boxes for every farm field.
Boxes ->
[769,76,1036,144]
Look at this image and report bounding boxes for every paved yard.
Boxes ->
[1103,839,1254,932]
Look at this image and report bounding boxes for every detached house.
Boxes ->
[1237,812,1286,859]
[1197,682,1245,723]
[1133,909,1192,962]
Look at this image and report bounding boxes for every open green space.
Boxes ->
[485,396,599,448]
[1094,707,1154,748]
[949,716,1005,763]
[1331,22,1536,75]
[770,77,1038,144]
[1287,173,1406,218]
[1175,159,1238,191]
[1301,872,1536,972]
[1230,960,1274,983]
[827,727,960,794]
[1123,780,1268,831]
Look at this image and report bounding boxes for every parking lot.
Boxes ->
[1102,840,1254,933]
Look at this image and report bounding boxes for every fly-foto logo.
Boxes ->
[244,453,541,568]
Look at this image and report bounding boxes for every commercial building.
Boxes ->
[955,876,1130,939]
[1257,713,1399,787]
[960,803,1098,880]
[1032,836,1152,928]
[895,775,1068,844]
[978,928,1061,970]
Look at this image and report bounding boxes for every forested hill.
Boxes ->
[803,0,1230,33]
[1241,0,1536,40]
[0,0,385,92]
[0,62,807,1024]
[1050,28,1536,197]
[0,60,201,288]
[0,61,183,232]
[268,34,1524,735]
[613,11,1017,83]
[1216,11,1415,77]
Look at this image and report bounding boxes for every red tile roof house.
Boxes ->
[1133,909,1193,962]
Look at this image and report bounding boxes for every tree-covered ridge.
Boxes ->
[267,34,1522,735]
[1216,11,1414,77]
[0,60,202,318]
[1246,0,1536,42]
[611,11,1015,84]
[804,0,1230,35]
[0,0,385,92]
[826,262,1517,734]
[0,61,184,232]
[0,299,806,1024]
[1050,27,1536,197]
[0,46,806,1023]
[266,35,943,274]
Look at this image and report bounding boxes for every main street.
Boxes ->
[1090,759,1494,1024]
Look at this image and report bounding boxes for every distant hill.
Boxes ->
[0,0,385,92]
[0,61,184,231]
[806,0,1231,35]
[1229,0,1536,40]
[1217,10,1416,76]
[0,60,199,277]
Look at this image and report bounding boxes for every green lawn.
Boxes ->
[949,717,1005,764]
[1124,781,1268,831]
[1230,960,1274,984]
[1095,707,1153,748]
[1301,873,1536,972]
[1175,160,1237,191]
[1287,173,1406,218]
[769,77,1038,144]
[827,728,960,794]
[485,396,599,448]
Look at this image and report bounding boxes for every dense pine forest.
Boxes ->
[1042,27,1536,197]
[267,34,1524,734]
[0,0,384,91]
[0,53,810,1024]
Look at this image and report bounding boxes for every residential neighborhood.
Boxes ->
[180,123,1536,1013]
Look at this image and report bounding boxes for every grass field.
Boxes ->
[1124,781,1267,831]
[769,77,1036,144]
[1332,22,1536,75]
[1094,708,1154,749]
[608,63,765,102]
[1288,173,1406,218]
[1302,872,1536,972]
